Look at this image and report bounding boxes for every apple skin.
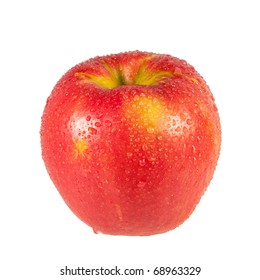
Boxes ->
[41,51,221,236]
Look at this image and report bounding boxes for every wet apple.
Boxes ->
[40,51,221,236]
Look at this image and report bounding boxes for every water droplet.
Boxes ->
[148,156,156,163]
[147,127,155,133]
[193,105,199,114]
[95,122,102,127]
[157,135,163,140]
[180,113,186,121]
[105,120,112,127]
[96,99,102,106]
[130,89,138,95]
[88,127,97,135]
[86,115,91,121]
[127,152,133,158]
[137,180,146,188]
[139,158,146,166]
[96,113,103,119]
[174,67,182,74]
[142,144,148,151]
[133,95,140,101]
[186,119,192,125]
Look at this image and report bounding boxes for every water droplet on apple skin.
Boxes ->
[95,122,102,127]
[137,180,146,188]
[171,119,177,126]
[142,144,148,151]
[127,152,133,158]
[147,127,155,133]
[186,119,192,125]
[139,158,146,166]
[105,120,112,127]
[96,113,103,119]
[88,127,97,135]
[133,95,140,101]
[130,89,138,95]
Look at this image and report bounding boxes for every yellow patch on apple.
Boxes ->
[124,95,167,133]
[74,138,88,157]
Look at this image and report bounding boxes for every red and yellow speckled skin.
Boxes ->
[41,51,221,236]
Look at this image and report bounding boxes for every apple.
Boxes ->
[40,51,221,236]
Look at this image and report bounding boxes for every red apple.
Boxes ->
[40,51,221,236]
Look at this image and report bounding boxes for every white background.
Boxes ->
[1,0,259,279]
